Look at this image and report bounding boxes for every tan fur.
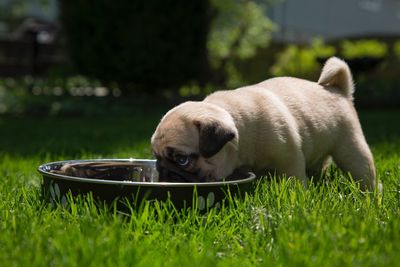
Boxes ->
[318,57,354,98]
[151,57,377,190]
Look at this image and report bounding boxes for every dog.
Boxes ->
[151,57,377,190]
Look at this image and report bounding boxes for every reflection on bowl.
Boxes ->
[47,159,159,182]
[38,159,257,211]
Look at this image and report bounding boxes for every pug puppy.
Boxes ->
[151,57,377,190]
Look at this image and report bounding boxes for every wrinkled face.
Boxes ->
[151,102,238,182]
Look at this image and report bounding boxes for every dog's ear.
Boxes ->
[194,120,236,158]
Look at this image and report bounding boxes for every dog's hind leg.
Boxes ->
[307,156,332,181]
[331,131,376,190]
[276,151,308,187]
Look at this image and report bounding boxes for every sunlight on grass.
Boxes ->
[0,110,400,266]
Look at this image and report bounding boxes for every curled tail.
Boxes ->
[318,57,354,99]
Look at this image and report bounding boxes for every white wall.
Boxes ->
[269,0,400,43]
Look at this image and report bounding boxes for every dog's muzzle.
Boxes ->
[156,159,203,182]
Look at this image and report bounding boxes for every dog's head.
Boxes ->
[151,101,239,182]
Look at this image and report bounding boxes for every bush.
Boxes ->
[393,41,400,59]
[238,38,399,108]
[340,39,388,59]
[207,0,275,87]
[60,0,211,93]
[270,39,336,80]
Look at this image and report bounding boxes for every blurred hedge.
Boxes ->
[60,0,211,93]
[234,38,400,108]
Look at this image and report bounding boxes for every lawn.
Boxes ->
[0,108,399,267]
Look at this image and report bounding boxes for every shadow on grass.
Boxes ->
[359,109,400,146]
[0,108,399,159]
[0,112,164,159]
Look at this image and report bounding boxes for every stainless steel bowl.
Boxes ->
[38,159,257,210]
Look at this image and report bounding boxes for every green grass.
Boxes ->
[0,109,399,267]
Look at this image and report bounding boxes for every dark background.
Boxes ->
[0,0,399,116]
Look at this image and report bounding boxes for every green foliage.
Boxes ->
[251,38,400,108]
[0,110,400,266]
[60,0,210,92]
[393,41,400,59]
[178,83,214,98]
[0,76,170,117]
[270,39,335,79]
[270,45,318,79]
[208,0,276,87]
[311,38,336,58]
[208,0,275,64]
[341,40,388,59]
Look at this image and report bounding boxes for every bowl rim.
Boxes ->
[38,159,257,187]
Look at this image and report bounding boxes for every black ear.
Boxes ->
[195,120,236,158]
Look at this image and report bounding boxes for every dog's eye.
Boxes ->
[175,155,190,167]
